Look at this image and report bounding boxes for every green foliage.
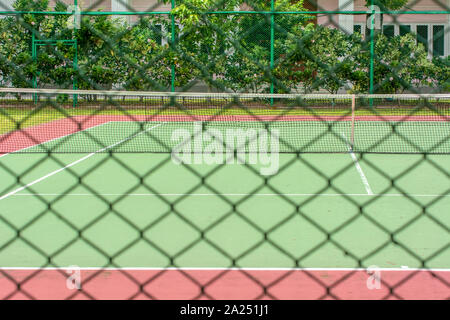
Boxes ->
[365,0,408,10]
[0,16,34,88]
[240,0,311,53]
[350,33,436,93]
[221,0,312,93]
[169,0,241,25]
[219,45,269,93]
[120,18,172,91]
[172,5,235,91]
[276,25,352,93]
[75,15,127,89]
[431,56,450,92]
[273,25,442,95]
[13,0,48,11]
[0,0,173,90]
[0,0,76,88]
[13,0,49,32]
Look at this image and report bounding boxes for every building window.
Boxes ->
[416,25,429,52]
[399,25,411,36]
[383,25,395,38]
[352,24,447,56]
[433,25,445,56]
[151,24,163,46]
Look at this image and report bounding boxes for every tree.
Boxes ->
[0,0,67,89]
[0,16,33,88]
[276,25,352,94]
[120,17,173,92]
[348,33,436,93]
[164,0,312,93]
[162,0,242,91]
[236,0,312,93]
[431,56,450,93]
[307,27,353,94]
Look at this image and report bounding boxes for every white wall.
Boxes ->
[1,0,15,10]
[111,0,128,12]
[338,0,354,34]
[111,0,129,23]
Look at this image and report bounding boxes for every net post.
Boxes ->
[351,94,356,151]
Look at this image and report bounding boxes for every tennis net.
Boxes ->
[0,88,449,154]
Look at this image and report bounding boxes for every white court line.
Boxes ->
[0,121,112,159]
[342,133,374,195]
[0,123,164,201]
[349,152,374,195]
[9,192,450,198]
[0,266,448,272]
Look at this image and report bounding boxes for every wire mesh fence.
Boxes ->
[0,0,449,300]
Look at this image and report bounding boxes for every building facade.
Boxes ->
[316,0,449,57]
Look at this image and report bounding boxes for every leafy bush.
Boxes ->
[431,56,450,92]
[349,33,437,93]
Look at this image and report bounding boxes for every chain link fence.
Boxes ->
[0,0,449,300]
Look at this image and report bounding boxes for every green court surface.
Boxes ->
[0,121,448,271]
[5,120,450,154]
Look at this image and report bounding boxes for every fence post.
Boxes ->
[32,32,36,89]
[31,32,38,104]
[369,0,374,95]
[73,40,78,107]
[270,0,275,106]
[171,0,176,93]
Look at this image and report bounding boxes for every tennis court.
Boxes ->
[0,90,448,299]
